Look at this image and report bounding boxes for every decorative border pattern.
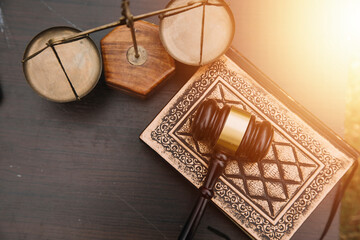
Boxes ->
[146,58,350,239]
[172,81,321,220]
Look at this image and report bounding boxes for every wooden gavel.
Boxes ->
[179,99,274,240]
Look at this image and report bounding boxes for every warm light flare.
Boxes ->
[335,0,360,52]
[229,0,360,134]
[303,0,360,61]
[343,1,360,41]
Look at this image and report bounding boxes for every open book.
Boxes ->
[140,50,358,240]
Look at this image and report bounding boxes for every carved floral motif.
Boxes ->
[149,59,346,239]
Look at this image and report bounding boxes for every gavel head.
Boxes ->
[192,99,273,162]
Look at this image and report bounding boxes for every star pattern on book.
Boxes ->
[224,141,318,217]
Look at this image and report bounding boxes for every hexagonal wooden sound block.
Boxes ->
[101,21,175,97]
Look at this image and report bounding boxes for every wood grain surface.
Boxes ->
[101,21,175,98]
[0,0,339,239]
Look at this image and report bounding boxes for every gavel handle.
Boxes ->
[178,152,228,240]
[178,194,210,240]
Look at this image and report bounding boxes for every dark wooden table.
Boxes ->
[0,0,339,239]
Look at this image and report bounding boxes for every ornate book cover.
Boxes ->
[140,52,358,240]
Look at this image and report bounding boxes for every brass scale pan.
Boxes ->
[23,27,102,102]
[22,0,235,102]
